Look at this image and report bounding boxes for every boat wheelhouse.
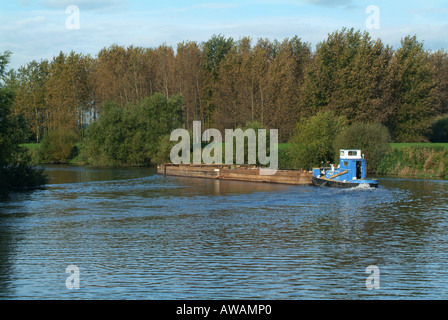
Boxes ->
[312,149,378,188]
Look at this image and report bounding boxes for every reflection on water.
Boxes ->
[1,165,448,299]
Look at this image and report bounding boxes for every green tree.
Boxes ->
[301,28,397,124]
[0,51,47,190]
[429,115,448,142]
[83,93,184,166]
[389,35,437,141]
[287,111,347,170]
[429,50,448,116]
[333,122,392,173]
[201,34,234,125]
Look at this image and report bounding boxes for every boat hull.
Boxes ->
[312,176,378,188]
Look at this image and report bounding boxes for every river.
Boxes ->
[0,165,447,299]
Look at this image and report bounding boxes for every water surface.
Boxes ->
[1,165,447,299]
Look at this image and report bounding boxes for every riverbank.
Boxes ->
[21,142,448,179]
[377,145,448,179]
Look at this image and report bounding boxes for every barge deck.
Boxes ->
[157,163,313,185]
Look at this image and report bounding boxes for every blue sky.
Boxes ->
[1,0,448,70]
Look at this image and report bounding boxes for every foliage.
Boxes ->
[6,31,448,154]
[377,146,448,178]
[391,142,448,149]
[228,121,271,166]
[388,36,437,142]
[39,129,79,163]
[83,93,184,166]
[333,122,392,173]
[0,51,47,191]
[429,115,448,143]
[301,28,396,124]
[287,111,347,170]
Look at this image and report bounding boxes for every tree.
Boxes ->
[333,122,392,173]
[175,41,204,130]
[301,28,397,126]
[429,49,448,117]
[212,37,253,131]
[83,93,184,166]
[287,111,347,170]
[264,36,311,141]
[388,35,437,142]
[429,115,448,142]
[201,34,234,125]
[0,51,47,190]
[45,51,93,134]
[14,59,49,142]
[94,45,154,107]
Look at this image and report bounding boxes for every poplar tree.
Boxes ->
[389,35,437,141]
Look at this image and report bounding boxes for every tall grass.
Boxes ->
[377,145,448,178]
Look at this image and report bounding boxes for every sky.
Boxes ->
[1,0,448,70]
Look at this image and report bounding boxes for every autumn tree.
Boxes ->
[14,59,49,142]
[94,45,154,107]
[45,51,93,135]
[212,37,253,131]
[174,41,204,130]
[264,36,311,141]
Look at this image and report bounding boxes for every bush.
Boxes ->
[287,111,347,170]
[429,115,448,143]
[333,122,392,173]
[39,129,79,163]
[152,134,176,165]
[82,93,184,166]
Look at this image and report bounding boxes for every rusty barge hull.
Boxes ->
[157,164,313,185]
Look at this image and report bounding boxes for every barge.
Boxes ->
[157,163,313,185]
[157,149,378,188]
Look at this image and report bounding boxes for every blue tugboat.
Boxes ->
[312,149,378,188]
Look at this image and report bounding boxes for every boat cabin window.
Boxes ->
[340,151,345,157]
[348,150,358,157]
[343,161,348,167]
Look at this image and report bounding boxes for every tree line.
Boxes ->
[4,28,448,145]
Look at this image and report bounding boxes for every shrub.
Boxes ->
[429,115,448,143]
[287,111,347,170]
[82,93,184,166]
[333,122,391,173]
[39,129,79,164]
[152,134,176,165]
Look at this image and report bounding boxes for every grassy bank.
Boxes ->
[377,144,448,179]
[20,143,86,165]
